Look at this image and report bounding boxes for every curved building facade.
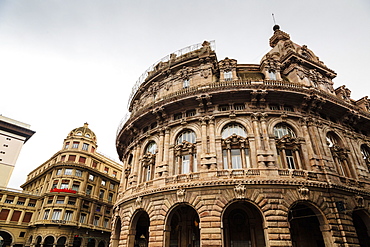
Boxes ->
[113,26,370,247]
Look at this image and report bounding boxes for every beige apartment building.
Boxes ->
[0,116,35,188]
[113,26,370,247]
[0,123,122,247]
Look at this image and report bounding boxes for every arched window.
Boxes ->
[141,142,157,182]
[175,130,197,174]
[274,123,302,169]
[326,132,352,177]
[221,123,250,169]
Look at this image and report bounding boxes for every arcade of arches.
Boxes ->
[112,189,370,247]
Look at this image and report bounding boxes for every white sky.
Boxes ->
[1,0,369,189]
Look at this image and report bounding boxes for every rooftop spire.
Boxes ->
[269,25,290,48]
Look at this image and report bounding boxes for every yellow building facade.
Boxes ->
[0,124,122,247]
[113,26,370,247]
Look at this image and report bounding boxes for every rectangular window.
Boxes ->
[64,169,73,175]
[64,211,73,221]
[285,149,295,169]
[22,212,32,223]
[223,150,228,169]
[181,155,190,174]
[72,182,80,191]
[108,193,113,202]
[56,197,65,204]
[183,79,190,88]
[67,198,76,205]
[86,185,93,195]
[224,71,232,81]
[92,161,98,168]
[231,149,242,169]
[52,180,58,189]
[79,156,86,163]
[61,155,66,161]
[91,146,95,153]
[269,71,277,80]
[93,216,100,226]
[56,169,62,175]
[43,210,50,220]
[75,170,82,177]
[89,174,94,181]
[51,210,62,220]
[0,209,10,220]
[79,213,86,223]
[72,142,79,149]
[96,205,101,212]
[10,210,21,221]
[109,183,114,190]
[112,171,117,178]
[65,142,70,149]
[60,180,69,189]
[101,180,106,186]
[28,200,36,207]
[103,218,109,228]
[104,167,109,173]
[68,155,76,162]
[82,143,89,151]
[99,190,105,199]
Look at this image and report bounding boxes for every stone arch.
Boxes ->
[163,202,200,247]
[56,236,67,247]
[0,230,14,247]
[43,236,55,247]
[221,199,266,247]
[111,216,121,247]
[215,117,254,138]
[141,137,160,156]
[35,236,42,247]
[127,209,150,247]
[72,236,82,247]
[352,209,370,246]
[97,240,105,247]
[268,118,303,138]
[170,124,201,145]
[288,201,333,247]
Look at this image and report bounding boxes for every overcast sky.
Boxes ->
[1,0,369,189]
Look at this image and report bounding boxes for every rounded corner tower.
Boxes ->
[114,27,370,247]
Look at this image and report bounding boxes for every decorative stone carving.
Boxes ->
[355,195,364,208]
[234,184,246,199]
[297,186,309,200]
[219,57,237,72]
[136,196,142,205]
[177,188,186,202]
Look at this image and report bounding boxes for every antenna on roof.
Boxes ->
[272,13,276,25]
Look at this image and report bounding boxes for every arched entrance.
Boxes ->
[288,203,328,247]
[72,237,82,247]
[165,204,200,247]
[87,238,95,247]
[0,231,12,247]
[43,236,55,247]
[111,217,121,247]
[35,236,42,247]
[98,241,105,247]
[56,237,67,247]
[352,210,370,246]
[128,211,150,247]
[222,201,266,247]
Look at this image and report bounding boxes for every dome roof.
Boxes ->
[68,123,97,142]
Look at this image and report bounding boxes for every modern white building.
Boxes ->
[0,116,35,188]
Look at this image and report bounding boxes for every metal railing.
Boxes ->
[127,41,216,107]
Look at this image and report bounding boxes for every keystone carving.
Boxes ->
[234,184,246,199]
[297,186,309,200]
[177,188,186,202]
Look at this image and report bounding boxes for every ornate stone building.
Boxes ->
[113,26,370,247]
[0,124,122,247]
